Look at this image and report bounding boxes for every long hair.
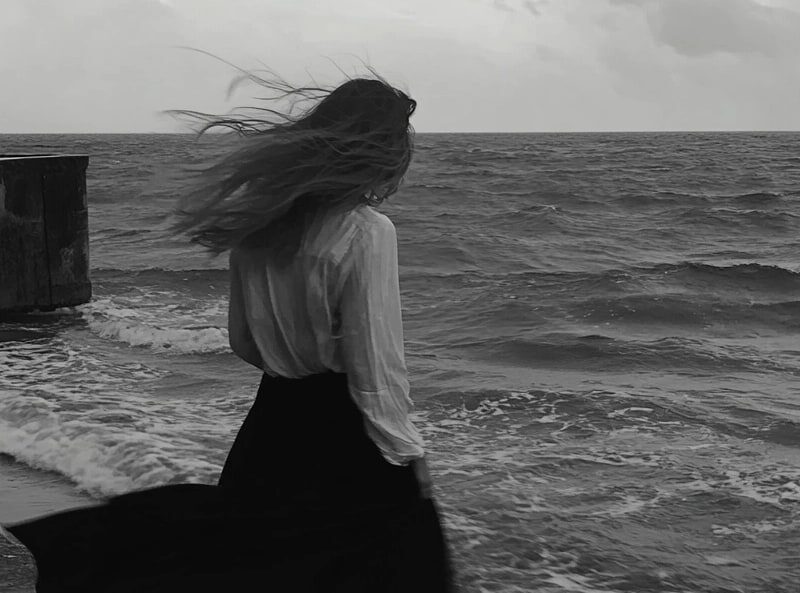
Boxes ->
[166,58,417,266]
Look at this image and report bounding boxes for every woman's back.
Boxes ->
[229,203,387,378]
[229,202,424,467]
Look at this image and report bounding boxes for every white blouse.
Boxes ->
[227,203,425,466]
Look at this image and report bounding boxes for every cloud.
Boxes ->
[1,0,798,132]
[612,0,800,58]
[488,0,548,16]
[0,0,189,131]
[493,0,514,13]
[593,0,800,131]
[522,0,548,16]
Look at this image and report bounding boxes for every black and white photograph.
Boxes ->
[1,1,799,591]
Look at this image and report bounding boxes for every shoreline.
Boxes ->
[0,454,97,525]
[0,455,97,592]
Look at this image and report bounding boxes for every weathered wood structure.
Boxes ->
[0,155,91,313]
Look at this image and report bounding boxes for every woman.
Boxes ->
[2,70,455,592]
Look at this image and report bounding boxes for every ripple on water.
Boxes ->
[415,387,800,592]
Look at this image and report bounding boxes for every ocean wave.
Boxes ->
[91,267,230,280]
[407,182,457,191]
[725,190,787,203]
[646,261,800,287]
[0,396,149,497]
[422,384,800,463]
[79,298,229,355]
[670,205,797,229]
[418,379,800,590]
[572,293,800,330]
[0,391,235,497]
[430,261,800,287]
[91,227,154,240]
[616,189,789,208]
[84,316,229,354]
[460,332,794,375]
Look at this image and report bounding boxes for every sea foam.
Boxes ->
[0,390,237,497]
[79,298,230,355]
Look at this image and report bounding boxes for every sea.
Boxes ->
[1,132,799,593]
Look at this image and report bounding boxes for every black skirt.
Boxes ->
[5,371,455,592]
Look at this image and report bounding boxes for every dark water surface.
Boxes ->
[1,132,799,592]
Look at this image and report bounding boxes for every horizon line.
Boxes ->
[2,129,799,135]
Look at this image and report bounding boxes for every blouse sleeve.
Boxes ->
[338,215,426,466]
[228,248,265,370]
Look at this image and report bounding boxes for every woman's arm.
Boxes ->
[228,248,264,369]
[338,214,425,466]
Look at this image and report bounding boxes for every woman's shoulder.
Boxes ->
[347,205,396,239]
[327,206,397,274]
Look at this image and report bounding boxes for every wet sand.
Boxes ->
[0,455,96,592]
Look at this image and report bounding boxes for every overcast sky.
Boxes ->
[2,0,799,133]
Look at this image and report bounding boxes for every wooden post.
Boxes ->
[0,155,91,313]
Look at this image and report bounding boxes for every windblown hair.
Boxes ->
[167,59,417,265]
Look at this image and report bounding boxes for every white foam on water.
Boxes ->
[0,389,250,497]
[85,317,229,354]
[414,384,800,591]
[0,393,138,495]
[718,468,800,507]
[702,555,744,567]
[712,518,800,538]
[2,332,796,593]
[0,332,255,496]
[79,297,229,355]
[545,573,618,593]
